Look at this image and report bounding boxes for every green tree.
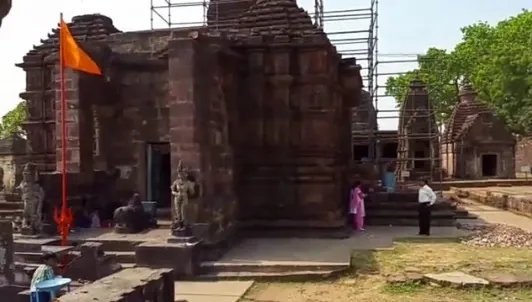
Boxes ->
[385,48,461,125]
[0,101,27,138]
[385,10,532,133]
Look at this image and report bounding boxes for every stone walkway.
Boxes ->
[458,198,532,232]
[213,226,469,267]
[175,281,253,302]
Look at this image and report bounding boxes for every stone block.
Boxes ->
[135,241,201,278]
[57,267,174,302]
[64,242,121,281]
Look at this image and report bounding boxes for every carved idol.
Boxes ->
[170,161,197,231]
[113,193,156,233]
[16,163,44,234]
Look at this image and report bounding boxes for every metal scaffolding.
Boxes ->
[149,0,448,185]
[150,0,377,88]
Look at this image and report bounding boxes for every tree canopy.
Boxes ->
[385,9,532,133]
[0,101,26,138]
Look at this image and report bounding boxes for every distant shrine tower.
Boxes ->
[396,80,440,180]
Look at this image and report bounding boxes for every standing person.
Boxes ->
[350,181,367,231]
[30,252,58,302]
[418,179,437,236]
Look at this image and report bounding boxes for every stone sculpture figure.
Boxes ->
[16,163,44,235]
[170,161,197,233]
[113,193,156,234]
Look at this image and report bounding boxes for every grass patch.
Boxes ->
[243,241,532,302]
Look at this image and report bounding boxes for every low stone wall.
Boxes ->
[57,267,174,302]
[452,187,532,217]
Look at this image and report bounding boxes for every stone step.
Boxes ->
[0,201,24,210]
[200,261,349,273]
[365,217,455,226]
[14,238,59,253]
[69,250,137,264]
[365,202,455,211]
[0,209,23,215]
[365,210,456,219]
[455,208,478,219]
[194,269,344,281]
[73,240,141,252]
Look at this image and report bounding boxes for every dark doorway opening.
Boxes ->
[482,154,497,177]
[147,143,171,208]
[414,150,427,169]
[382,142,398,159]
[353,145,369,161]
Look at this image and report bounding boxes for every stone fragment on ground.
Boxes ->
[423,271,489,288]
[460,224,532,248]
[386,272,424,284]
[483,272,532,288]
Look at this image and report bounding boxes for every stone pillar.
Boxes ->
[55,67,81,173]
[0,221,14,286]
[167,38,203,180]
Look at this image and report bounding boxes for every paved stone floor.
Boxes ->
[174,280,254,302]
[214,226,469,266]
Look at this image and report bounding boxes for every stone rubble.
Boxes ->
[459,223,532,248]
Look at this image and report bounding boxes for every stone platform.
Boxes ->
[451,186,532,218]
[435,179,532,191]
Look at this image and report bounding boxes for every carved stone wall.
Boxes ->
[232,0,353,227]
[167,35,237,243]
[516,136,532,172]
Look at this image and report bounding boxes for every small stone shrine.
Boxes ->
[442,84,515,179]
[396,80,440,180]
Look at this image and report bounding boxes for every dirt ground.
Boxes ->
[241,239,532,302]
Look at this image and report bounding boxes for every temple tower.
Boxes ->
[396,80,440,180]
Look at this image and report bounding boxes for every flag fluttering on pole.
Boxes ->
[59,18,102,75]
[54,13,102,248]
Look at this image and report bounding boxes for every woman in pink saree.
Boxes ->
[350,181,366,231]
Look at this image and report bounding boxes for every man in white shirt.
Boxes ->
[418,179,437,236]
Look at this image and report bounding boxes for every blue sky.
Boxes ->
[0,0,528,129]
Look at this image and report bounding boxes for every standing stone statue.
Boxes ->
[170,161,197,234]
[16,163,44,235]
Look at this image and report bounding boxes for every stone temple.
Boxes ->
[2,1,517,300]
[16,2,361,238]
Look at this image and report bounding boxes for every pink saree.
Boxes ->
[350,186,365,230]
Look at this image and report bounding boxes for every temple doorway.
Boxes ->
[353,144,369,161]
[382,142,398,159]
[481,154,497,177]
[147,143,171,208]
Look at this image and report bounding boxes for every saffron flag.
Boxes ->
[60,19,102,75]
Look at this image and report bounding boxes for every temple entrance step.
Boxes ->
[195,261,349,281]
[365,202,455,211]
[74,240,142,252]
[0,201,24,210]
[365,209,456,219]
[454,207,478,219]
[365,217,456,226]
[69,250,136,264]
